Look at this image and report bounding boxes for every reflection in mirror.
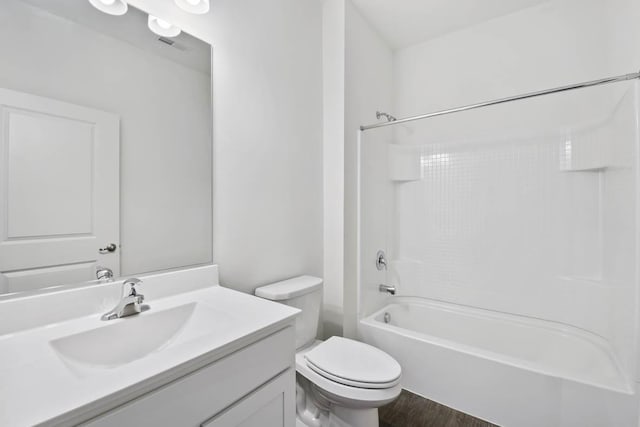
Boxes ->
[0,0,212,297]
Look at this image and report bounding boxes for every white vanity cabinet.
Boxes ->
[202,370,294,427]
[82,327,296,427]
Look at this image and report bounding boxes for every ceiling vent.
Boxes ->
[158,37,175,46]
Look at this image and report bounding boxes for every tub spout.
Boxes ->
[379,284,396,295]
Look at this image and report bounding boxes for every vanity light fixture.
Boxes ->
[88,0,128,16]
[148,15,182,37]
[174,0,210,15]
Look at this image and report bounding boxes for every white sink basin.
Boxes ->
[0,265,300,427]
[51,302,199,368]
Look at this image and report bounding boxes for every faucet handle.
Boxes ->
[96,266,114,282]
[376,250,388,271]
[122,278,143,298]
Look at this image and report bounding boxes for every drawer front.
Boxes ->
[202,369,295,427]
[83,327,295,427]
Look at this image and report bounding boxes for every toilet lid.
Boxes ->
[304,337,401,389]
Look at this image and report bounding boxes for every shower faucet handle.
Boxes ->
[376,250,387,271]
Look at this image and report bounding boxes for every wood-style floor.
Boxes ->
[379,390,499,427]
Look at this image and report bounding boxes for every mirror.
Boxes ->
[0,0,212,297]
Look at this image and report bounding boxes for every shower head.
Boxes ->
[374,110,414,137]
[376,111,397,122]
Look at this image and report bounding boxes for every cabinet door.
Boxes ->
[202,369,295,427]
[81,327,295,427]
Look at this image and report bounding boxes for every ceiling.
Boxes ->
[349,0,550,49]
[19,0,210,74]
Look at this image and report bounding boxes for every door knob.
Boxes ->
[99,243,117,254]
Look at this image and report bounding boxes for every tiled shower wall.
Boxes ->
[393,136,602,325]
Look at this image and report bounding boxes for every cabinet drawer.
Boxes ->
[83,327,295,427]
[202,369,295,427]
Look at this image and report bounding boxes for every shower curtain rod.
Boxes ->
[359,70,640,131]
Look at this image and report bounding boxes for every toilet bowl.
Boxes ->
[255,276,401,427]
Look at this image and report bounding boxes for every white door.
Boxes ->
[0,88,119,294]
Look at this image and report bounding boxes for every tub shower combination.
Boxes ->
[357,73,640,426]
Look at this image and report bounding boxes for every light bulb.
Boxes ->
[88,0,128,15]
[174,0,209,15]
[148,15,181,37]
[156,18,172,29]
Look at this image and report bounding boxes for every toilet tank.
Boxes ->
[255,276,323,350]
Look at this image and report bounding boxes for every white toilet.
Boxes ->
[255,276,402,427]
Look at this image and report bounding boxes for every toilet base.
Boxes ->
[296,410,379,427]
[296,374,380,427]
[331,406,379,427]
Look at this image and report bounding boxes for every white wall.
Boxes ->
[602,0,640,78]
[208,0,323,293]
[343,0,394,337]
[7,0,325,297]
[320,0,395,338]
[322,0,346,338]
[0,0,212,277]
[133,0,324,294]
[393,0,640,119]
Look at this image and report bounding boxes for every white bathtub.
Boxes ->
[359,297,640,427]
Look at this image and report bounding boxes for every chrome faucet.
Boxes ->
[379,284,396,295]
[101,278,145,321]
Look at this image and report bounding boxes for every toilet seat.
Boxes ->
[296,349,402,409]
[304,337,401,389]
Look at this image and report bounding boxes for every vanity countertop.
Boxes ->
[0,267,299,427]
